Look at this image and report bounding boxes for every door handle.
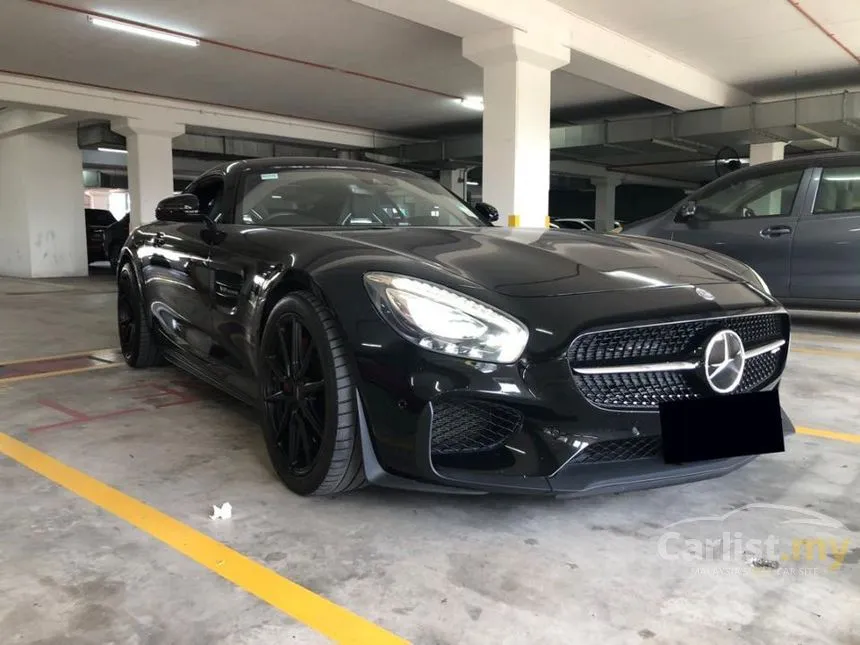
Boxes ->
[760,225,792,238]
[153,232,166,247]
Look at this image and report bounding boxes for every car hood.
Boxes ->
[309,227,753,297]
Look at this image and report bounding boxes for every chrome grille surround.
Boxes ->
[567,311,790,411]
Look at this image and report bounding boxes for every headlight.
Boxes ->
[745,266,771,295]
[363,272,529,363]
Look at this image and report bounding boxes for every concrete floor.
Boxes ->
[0,273,858,645]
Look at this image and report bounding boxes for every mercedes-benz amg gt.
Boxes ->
[116,158,793,497]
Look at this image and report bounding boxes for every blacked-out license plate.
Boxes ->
[659,390,785,464]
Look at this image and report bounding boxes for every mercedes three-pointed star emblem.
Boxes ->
[703,329,745,394]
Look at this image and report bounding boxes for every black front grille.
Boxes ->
[740,351,780,392]
[569,436,662,464]
[569,312,789,411]
[569,313,785,368]
[575,370,697,410]
[430,401,523,455]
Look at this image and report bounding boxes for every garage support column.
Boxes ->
[749,142,785,165]
[0,129,87,278]
[463,28,570,227]
[111,118,184,228]
[592,177,620,233]
[439,169,468,200]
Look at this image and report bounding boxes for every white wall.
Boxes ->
[0,134,33,277]
[0,130,87,278]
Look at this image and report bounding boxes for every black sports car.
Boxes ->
[116,158,794,497]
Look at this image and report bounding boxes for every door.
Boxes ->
[206,224,264,400]
[790,166,860,302]
[140,176,224,362]
[667,168,809,297]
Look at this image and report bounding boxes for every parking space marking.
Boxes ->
[0,362,123,386]
[0,433,408,645]
[790,346,860,360]
[0,348,124,386]
[796,426,860,444]
[0,348,117,366]
[791,332,860,345]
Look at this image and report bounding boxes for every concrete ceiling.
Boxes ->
[0,0,635,133]
[552,0,860,95]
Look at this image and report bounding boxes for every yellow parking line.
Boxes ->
[790,346,860,359]
[796,426,860,444]
[0,433,408,645]
[791,332,860,344]
[0,363,122,386]
[0,348,117,366]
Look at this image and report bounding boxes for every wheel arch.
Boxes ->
[256,269,338,345]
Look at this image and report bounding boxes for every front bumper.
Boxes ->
[343,282,792,497]
[354,345,794,497]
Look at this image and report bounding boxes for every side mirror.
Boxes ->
[674,201,697,223]
[155,194,202,222]
[474,201,499,222]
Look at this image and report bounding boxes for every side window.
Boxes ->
[695,170,804,220]
[813,167,860,214]
[188,178,226,222]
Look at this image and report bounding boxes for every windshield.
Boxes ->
[237,168,487,228]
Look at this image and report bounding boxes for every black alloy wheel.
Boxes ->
[116,263,161,368]
[259,291,365,496]
[264,314,326,476]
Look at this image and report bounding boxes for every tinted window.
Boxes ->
[238,168,485,228]
[694,170,803,219]
[188,178,225,221]
[813,167,860,214]
[85,209,116,227]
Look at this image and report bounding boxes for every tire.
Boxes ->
[117,263,162,368]
[259,291,366,496]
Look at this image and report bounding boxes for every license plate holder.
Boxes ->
[659,390,785,464]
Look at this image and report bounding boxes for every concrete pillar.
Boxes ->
[0,130,87,278]
[439,168,468,200]
[463,28,570,227]
[592,177,620,233]
[111,118,184,228]
[749,142,785,165]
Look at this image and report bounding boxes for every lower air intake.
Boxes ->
[430,401,523,455]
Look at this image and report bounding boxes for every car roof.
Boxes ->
[200,156,423,179]
[691,150,860,197]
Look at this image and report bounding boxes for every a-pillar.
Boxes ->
[463,28,569,227]
[592,177,620,233]
[749,142,785,165]
[439,168,468,200]
[0,129,88,278]
[111,118,184,228]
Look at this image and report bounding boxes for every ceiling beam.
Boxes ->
[351,0,750,110]
[0,72,419,149]
[0,108,67,138]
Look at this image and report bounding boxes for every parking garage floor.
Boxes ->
[0,274,858,645]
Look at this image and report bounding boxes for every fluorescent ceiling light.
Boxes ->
[459,96,484,111]
[97,147,128,154]
[88,16,199,47]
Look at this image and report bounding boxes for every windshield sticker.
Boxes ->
[260,173,279,180]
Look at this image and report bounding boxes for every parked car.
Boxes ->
[84,208,115,264]
[622,151,860,310]
[116,157,792,498]
[103,212,130,271]
[552,217,623,232]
